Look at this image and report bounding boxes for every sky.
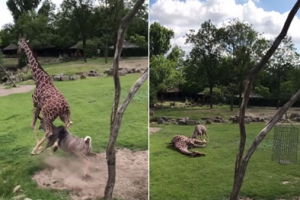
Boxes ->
[0,0,64,29]
[149,0,300,55]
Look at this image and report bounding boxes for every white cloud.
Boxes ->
[150,0,300,55]
[0,0,14,28]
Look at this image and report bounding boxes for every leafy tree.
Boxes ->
[185,20,224,109]
[6,0,42,21]
[264,36,300,101]
[150,55,182,104]
[150,22,174,57]
[60,0,96,62]
[0,24,16,48]
[221,18,268,109]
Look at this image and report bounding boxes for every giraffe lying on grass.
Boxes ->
[170,135,206,157]
[17,35,72,155]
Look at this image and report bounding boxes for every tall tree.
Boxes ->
[265,36,300,104]
[222,19,267,109]
[185,20,223,109]
[6,0,42,21]
[60,0,95,62]
[149,22,174,57]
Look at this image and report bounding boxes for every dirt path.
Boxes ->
[33,149,148,200]
[0,85,35,97]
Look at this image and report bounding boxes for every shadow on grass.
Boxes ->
[3,114,20,121]
[0,134,16,144]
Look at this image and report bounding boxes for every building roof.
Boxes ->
[3,44,18,51]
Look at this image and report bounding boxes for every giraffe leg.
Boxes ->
[31,135,47,155]
[174,143,197,157]
[32,119,53,155]
[32,107,41,144]
[60,115,72,130]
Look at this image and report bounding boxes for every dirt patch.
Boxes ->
[119,58,148,69]
[150,127,161,134]
[0,85,35,97]
[32,149,148,200]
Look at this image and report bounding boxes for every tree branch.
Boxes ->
[230,1,300,199]
[104,0,146,199]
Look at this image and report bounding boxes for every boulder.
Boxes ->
[157,118,164,124]
[178,120,186,125]
[290,113,300,119]
[186,120,197,125]
[205,120,212,124]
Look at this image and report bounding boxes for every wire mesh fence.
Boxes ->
[272,125,299,165]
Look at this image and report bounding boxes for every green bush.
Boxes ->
[18,52,27,68]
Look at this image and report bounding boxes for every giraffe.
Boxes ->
[17,35,72,155]
[170,135,206,157]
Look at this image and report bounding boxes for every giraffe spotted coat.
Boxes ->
[171,135,206,157]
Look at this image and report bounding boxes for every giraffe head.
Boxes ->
[17,34,29,54]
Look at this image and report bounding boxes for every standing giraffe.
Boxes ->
[17,35,72,155]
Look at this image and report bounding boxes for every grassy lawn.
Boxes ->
[0,70,148,199]
[150,106,300,200]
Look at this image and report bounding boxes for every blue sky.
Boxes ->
[150,0,300,54]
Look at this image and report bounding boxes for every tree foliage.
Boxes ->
[150,22,174,57]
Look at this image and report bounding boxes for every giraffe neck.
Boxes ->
[22,41,52,86]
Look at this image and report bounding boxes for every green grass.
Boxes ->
[0,70,148,199]
[150,108,300,200]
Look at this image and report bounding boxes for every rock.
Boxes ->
[178,120,186,125]
[157,118,164,124]
[186,120,197,125]
[61,75,70,81]
[245,118,251,124]
[293,117,300,122]
[229,116,237,121]
[290,113,300,119]
[70,76,77,80]
[13,185,21,193]
[12,195,26,200]
[80,74,86,79]
[52,75,61,81]
[161,116,169,121]
[205,120,212,124]
[213,119,222,123]
[24,198,32,200]
[119,69,127,76]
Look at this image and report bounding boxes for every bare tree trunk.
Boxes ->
[230,93,234,111]
[230,1,300,199]
[104,0,146,200]
[209,85,213,109]
[105,40,108,64]
[0,64,17,87]
[82,38,87,63]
